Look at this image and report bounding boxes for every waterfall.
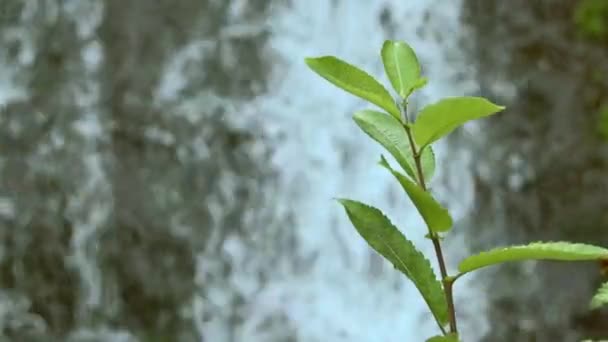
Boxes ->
[208,1,487,341]
[0,0,491,341]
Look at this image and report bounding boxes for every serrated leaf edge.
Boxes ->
[337,199,449,326]
[458,241,608,274]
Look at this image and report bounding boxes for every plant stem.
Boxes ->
[443,276,457,335]
[404,125,459,335]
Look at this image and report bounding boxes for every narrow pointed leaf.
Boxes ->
[426,334,459,342]
[381,40,421,98]
[338,199,448,326]
[458,242,608,274]
[591,282,608,309]
[305,56,401,119]
[379,156,452,233]
[412,96,505,148]
[353,110,417,180]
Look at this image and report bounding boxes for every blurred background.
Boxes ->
[1,0,607,341]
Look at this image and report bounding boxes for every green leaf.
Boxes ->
[353,110,417,180]
[426,333,460,342]
[458,242,608,274]
[379,156,452,233]
[305,56,401,119]
[411,77,428,92]
[421,146,435,182]
[412,96,505,148]
[381,40,421,99]
[591,281,608,309]
[338,199,448,326]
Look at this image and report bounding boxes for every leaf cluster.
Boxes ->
[305,40,608,341]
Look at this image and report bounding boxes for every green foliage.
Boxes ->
[305,56,401,119]
[411,77,429,93]
[305,39,607,340]
[353,110,418,180]
[379,156,453,233]
[421,145,436,182]
[597,103,608,140]
[458,242,608,274]
[353,110,436,183]
[381,40,422,99]
[591,281,608,309]
[427,333,460,342]
[412,97,505,149]
[337,199,449,327]
[574,0,608,40]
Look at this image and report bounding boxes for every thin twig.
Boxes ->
[403,122,459,335]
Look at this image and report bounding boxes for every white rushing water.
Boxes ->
[211,1,488,341]
[0,0,489,341]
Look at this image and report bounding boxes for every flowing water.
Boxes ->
[229,1,486,341]
[0,0,492,341]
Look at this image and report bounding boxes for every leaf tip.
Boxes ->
[304,57,317,66]
[378,154,390,168]
[485,99,506,112]
[381,39,392,48]
[335,198,355,208]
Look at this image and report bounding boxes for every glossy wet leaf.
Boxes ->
[305,56,401,119]
[412,96,505,148]
[379,156,452,233]
[338,199,448,326]
[381,40,421,98]
[458,242,608,274]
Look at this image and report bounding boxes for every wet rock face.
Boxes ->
[1,0,279,341]
[98,226,197,336]
[0,220,77,336]
[461,1,608,340]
